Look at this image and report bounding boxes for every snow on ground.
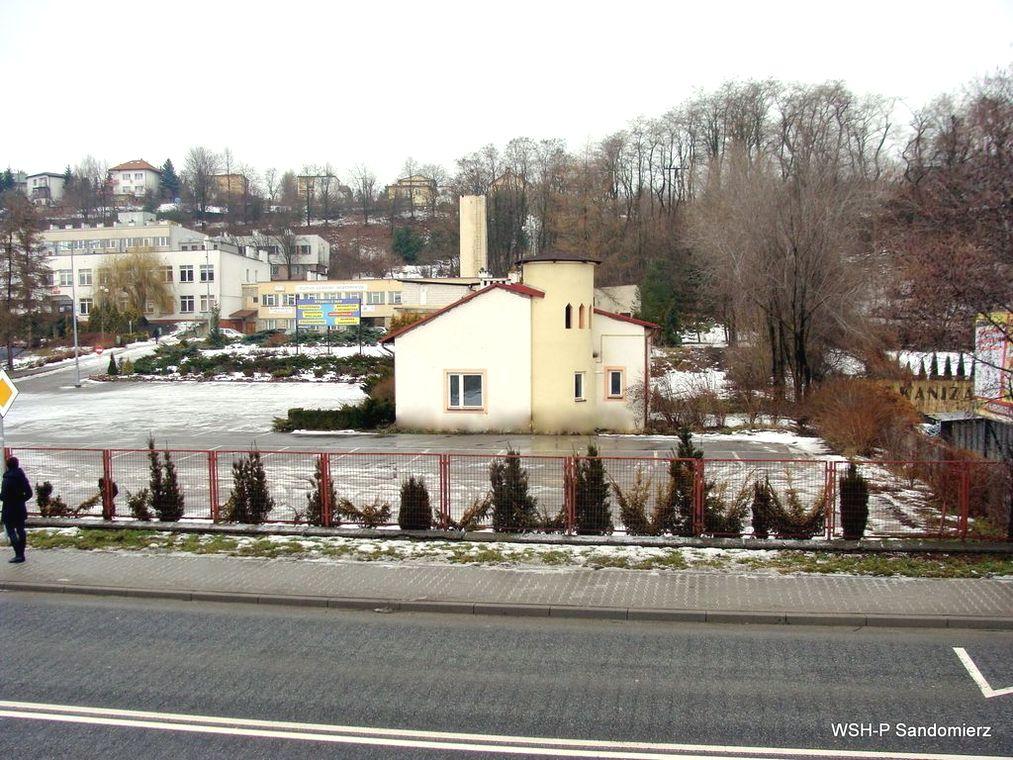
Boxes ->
[680,324,727,347]
[660,366,729,399]
[8,381,365,447]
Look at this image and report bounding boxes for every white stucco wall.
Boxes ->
[392,288,532,432]
[593,312,649,432]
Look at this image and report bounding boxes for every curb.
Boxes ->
[2,580,1011,631]
[26,518,1013,555]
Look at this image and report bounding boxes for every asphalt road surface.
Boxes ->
[0,592,1009,759]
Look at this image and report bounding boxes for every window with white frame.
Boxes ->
[297,244,311,255]
[179,265,194,282]
[262,294,278,307]
[199,264,214,282]
[200,295,217,312]
[366,291,385,305]
[447,373,484,410]
[78,269,92,286]
[134,173,143,180]
[58,270,73,287]
[607,368,625,399]
[389,291,402,305]
[98,270,110,286]
[574,372,586,401]
[157,236,169,247]
[145,301,156,315]
[180,295,195,313]
[283,293,296,306]
[79,298,92,316]
[159,265,173,283]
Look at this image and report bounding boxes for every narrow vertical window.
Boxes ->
[578,304,586,329]
[564,303,572,329]
[574,372,585,401]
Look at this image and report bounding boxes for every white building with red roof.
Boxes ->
[108,159,161,199]
[381,253,658,433]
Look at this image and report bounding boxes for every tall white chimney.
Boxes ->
[459,195,488,278]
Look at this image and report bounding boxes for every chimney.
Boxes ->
[459,195,488,279]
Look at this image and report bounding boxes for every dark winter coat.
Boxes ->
[1,467,32,524]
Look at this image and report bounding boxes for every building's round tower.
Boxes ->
[518,252,600,433]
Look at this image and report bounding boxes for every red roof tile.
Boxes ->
[593,308,659,329]
[381,283,544,344]
[109,159,161,173]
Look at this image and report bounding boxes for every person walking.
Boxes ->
[1,456,32,564]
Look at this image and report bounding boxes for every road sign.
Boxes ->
[0,369,19,418]
[296,298,361,327]
[95,346,104,355]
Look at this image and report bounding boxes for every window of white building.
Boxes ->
[262,294,278,307]
[607,368,625,399]
[78,269,92,286]
[199,264,214,282]
[180,295,195,313]
[159,266,173,283]
[179,265,194,282]
[574,372,586,401]
[200,295,217,312]
[366,291,385,305]
[58,270,73,287]
[283,293,297,306]
[447,372,484,410]
[79,298,92,316]
[389,291,402,305]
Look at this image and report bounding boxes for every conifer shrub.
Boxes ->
[611,467,654,535]
[574,444,613,535]
[305,457,337,527]
[489,448,538,532]
[653,428,700,535]
[337,497,391,528]
[767,471,826,539]
[446,493,493,531]
[147,436,185,521]
[750,479,773,538]
[839,463,870,540]
[107,354,118,376]
[398,476,432,530]
[36,481,70,517]
[127,489,153,521]
[225,451,275,524]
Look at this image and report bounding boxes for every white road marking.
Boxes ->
[0,700,1003,759]
[953,647,1013,698]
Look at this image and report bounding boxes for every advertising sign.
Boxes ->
[296,298,361,327]
[974,312,1013,421]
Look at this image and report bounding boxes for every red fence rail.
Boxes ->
[9,445,1011,542]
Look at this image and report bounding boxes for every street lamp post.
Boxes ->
[69,246,81,388]
[204,247,213,338]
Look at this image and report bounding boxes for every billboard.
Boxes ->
[296,298,360,327]
[974,312,1013,421]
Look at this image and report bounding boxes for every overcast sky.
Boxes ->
[3,0,1011,183]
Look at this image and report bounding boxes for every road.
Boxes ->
[0,592,1009,759]
[4,345,815,458]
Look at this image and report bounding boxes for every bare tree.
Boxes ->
[0,193,50,368]
[182,146,221,228]
[350,164,377,225]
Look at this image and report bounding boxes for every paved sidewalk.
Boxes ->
[1,549,1011,628]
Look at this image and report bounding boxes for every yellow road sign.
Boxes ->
[0,369,19,418]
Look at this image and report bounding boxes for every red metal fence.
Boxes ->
[8,445,1011,541]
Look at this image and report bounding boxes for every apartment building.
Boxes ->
[253,279,404,331]
[108,159,161,199]
[228,232,331,280]
[25,172,66,204]
[41,212,270,324]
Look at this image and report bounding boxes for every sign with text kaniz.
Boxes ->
[974,311,1013,422]
[296,298,360,327]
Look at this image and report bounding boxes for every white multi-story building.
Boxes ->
[25,172,66,204]
[228,232,331,280]
[41,212,269,325]
[108,159,162,199]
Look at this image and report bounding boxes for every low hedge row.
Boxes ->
[273,398,395,432]
[130,343,391,379]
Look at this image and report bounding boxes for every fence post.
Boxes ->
[564,457,576,534]
[439,454,450,530]
[959,460,970,540]
[208,451,220,523]
[692,459,705,536]
[101,449,115,521]
[320,453,332,527]
[824,460,835,540]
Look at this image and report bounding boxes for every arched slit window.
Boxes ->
[578,304,586,329]
[564,303,572,329]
